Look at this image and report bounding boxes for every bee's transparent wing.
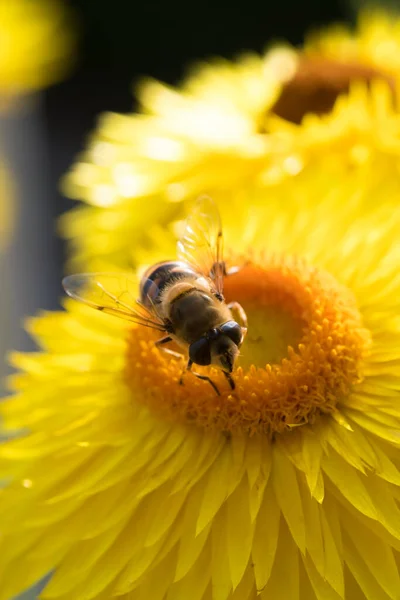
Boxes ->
[62,273,166,331]
[177,196,224,295]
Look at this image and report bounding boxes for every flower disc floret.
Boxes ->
[126,257,370,434]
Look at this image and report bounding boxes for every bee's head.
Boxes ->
[189,321,243,372]
[211,335,240,373]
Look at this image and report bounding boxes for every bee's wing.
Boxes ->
[177,196,224,295]
[62,273,167,332]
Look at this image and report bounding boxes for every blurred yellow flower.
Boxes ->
[268,79,400,191]
[62,34,400,272]
[305,7,400,79]
[0,0,74,106]
[61,51,294,271]
[1,190,400,599]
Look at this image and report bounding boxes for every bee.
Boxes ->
[63,197,247,395]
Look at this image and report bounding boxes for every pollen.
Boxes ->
[125,257,371,435]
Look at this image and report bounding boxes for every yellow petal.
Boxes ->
[166,541,211,600]
[261,520,299,600]
[322,419,369,474]
[363,474,400,540]
[343,533,394,600]
[301,478,325,579]
[137,432,200,498]
[145,487,188,546]
[42,518,130,597]
[0,557,52,600]
[211,507,232,600]
[135,548,178,600]
[301,428,324,502]
[345,409,400,446]
[251,483,280,592]
[58,498,166,599]
[230,565,255,600]
[247,439,271,521]
[302,554,343,600]
[245,434,263,488]
[174,482,211,581]
[226,475,253,590]
[320,507,344,597]
[341,512,400,599]
[372,439,400,486]
[322,450,377,520]
[114,507,184,595]
[271,441,306,553]
[196,444,232,535]
[171,433,224,495]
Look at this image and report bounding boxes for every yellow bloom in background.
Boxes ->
[1,185,400,599]
[267,79,400,191]
[305,7,400,79]
[60,50,295,271]
[0,0,75,108]
[61,17,400,273]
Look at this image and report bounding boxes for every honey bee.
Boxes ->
[63,197,247,395]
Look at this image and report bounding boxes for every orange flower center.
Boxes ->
[125,256,371,435]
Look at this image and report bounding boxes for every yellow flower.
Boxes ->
[305,7,400,78]
[60,50,293,271]
[1,188,400,600]
[61,39,400,272]
[273,8,400,126]
[268,79,400,188]
[0,0,74,107]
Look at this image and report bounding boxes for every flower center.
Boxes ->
[125,256,370,435]
[272,56,394,124]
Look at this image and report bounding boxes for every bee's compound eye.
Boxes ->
[189,338,211,366]
[220,321,242,346]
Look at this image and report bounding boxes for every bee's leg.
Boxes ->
[180,359,221,396]
[227,301,248,332]
[179,359,193,386]
[222,371,235,391]
[155,336,183,359]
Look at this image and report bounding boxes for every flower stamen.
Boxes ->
[125,256,371,435]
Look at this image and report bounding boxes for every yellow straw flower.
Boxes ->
[305,7,400,79]
[1,187,400,600]
[267,78,400,188]
[0,0,74,107]
[61,40,400,272]
[60,50,293,271]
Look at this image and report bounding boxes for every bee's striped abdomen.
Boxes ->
[140,261,198,308]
